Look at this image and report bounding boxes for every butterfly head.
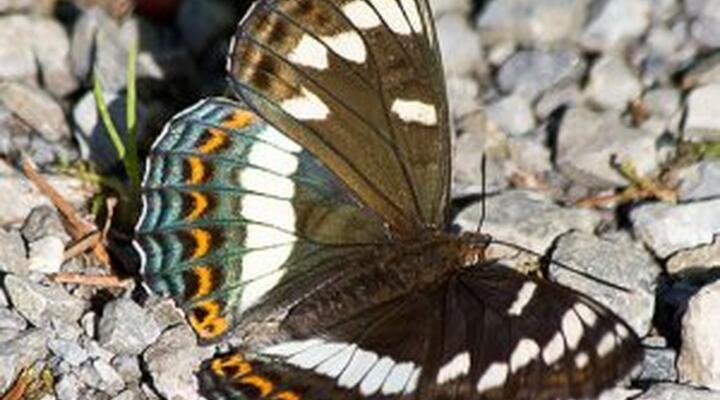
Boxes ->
[457,231,493,267]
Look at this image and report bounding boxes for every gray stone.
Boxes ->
[85,339,116,362]
[147,298,185,332]
[0,308,27,331]
[684,84,720,142]
[50,318,83,341]
[675,161,720,201]
[0,328,50,393]
[27,236,65,274]
[635,383,720,400]
[49,338,90,367]
[98,298,161,356]
[55,374,84,400]
[666,237,720,276]
[456,190,602,254]
[112,355,142,383]
[446,76,481,119]
[0,0,34,13]
[631,199,720,258]
[549,231,658,335]
[30,17,78,97]
[476,0,589,45]
[534,83,582,120]
[81,311,98,338]
[0,228,27,275]
[143,324,214,400]
[21,205,68,243]
[581,0,652,51]
[643,87,681,119]
[0,15,37,85]
[638,339,678,382]
[585,54,642,110]
[682,53,720,88]
[72,90,148,172]
[555,107,659,188]
[430,0,471,14]
[452,113,510,195]
[4,275,87,327]
[93,359,126,395]
[678,279,720,390]
[497,49,585,100]
[437,13,483,77]
[0,82,70,143]
[486,95,535,136]
[689,1,720,48]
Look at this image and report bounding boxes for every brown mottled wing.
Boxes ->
[228,0,451,235]
[199,265,642,399]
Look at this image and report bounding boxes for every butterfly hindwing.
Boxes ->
[199,265,641,400]
[229,0,451,233]
[135,98,392,341]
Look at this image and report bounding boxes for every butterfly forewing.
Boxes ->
[229,0,451,233]
[135,98,392,342]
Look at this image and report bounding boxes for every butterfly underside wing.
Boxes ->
[134,0,643,398]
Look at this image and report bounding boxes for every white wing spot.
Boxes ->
[360,356,395,395]
[381,362,415,394]
[369,0,412,34]
[261,339,323,357]
[338,349,379,388]
[246,141,299,176]
[436,351,470,384]
[510,338,540,372]
[289,35,328,70]
[614,323,630,339]
[403,367,422,394]
[281,87,330,120]
[508,282,537,316]
[323,31,366,63]
[574,352,589,369]
[476,362,508,393]
[391,98,437,126]
[542,332,565,365]
[341,0,381,29]
[573,302,598,327]
[399,0,422,32]
[239,168,295,198]
[288,341,347,369]
[596,332,617,357]
[316,344,356,378]
[257,126,302,153]
[562,309,584,350]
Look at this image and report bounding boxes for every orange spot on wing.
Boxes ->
[223,110,254,129]
[240,374,274,397]
[190,228,211,259]
[188,300,228,339]
[187,156,205,184]
[211,354,252,378]
[199,128,228,154]
[187,191,208,220]
[190,265,215,299]
[273,391,301,400]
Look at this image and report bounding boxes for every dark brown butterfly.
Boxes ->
[134,0,642,398]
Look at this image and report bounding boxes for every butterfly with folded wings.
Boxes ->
[133,0,642,398]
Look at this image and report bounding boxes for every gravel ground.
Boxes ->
[1,0,720,399]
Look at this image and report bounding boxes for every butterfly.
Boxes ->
[133,0,643,398]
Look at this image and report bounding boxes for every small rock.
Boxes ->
[684,84,720,142]
[666,237,720,276]
[98,298,161,356]
[689,4,720,48]
[497,49,585,100]
[29,16,78,97]
[476,0,590,45]
[3,275,87,327]
[143,324,215,400]
[585,54,642,110]
[581,0,652,51]
[674,161,720,201]
[21,205,68,243]
[534,83,582,120]
[446,76,481,119]
[638,339,678,382]
[48,338,90,367]
[0,15,37,85]
[642,86,681,120]
[555,107,659,188]
[457,190,602,254]
[147,298,185,332]
[85,339,116,362]
[631,199,720,258]
[0,328,50,393]
[112,355,142,383]
[437,13,483,77]
[51,318,84,341]
[549,231,658,335]
[678,279,720,390]
[681,53,720,88]
[0,0,34,13]
[54,373,85,400]
[27,236,65,274]
[0,228,27,275]
[0,308,27,331]
[0,82,71,143]
[486,95,535,136]
[81,311,98,338]
[72,90,148,172]
[634,383,720,399]
[93,359,126,395]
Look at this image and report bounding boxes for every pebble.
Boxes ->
[631,199,720,258]
[437,13,483,77]
[689,2,720,48]
[0,328,50,394]
[666,239,720,276]
[476,0,590,45]
[534,83,582,119]
[112,355,143,384]
[497,49,585,100]
[674,161,720,201]
[549,231,658,335]
[681,53,720,88]
[48,338,90,367]
[93,358,126,396]
[677,279,720,390]
[143,324,214,400]
[580,0,652,51]
[29,16,78,97]
[635,383,720,399]
[98,298,161,356]
[638,339,678,382]
[585,54,642,110]
[146,298,185,332]
[3,274,87,327]
[485,94,535,136]
[0,15,37,84]
[21,205,68,243]
[55,374,84,400]
[555,107,659,188]
[27,235,65,274]
[0,228,27,275]
[683,84,720,142]
[0,82,71,143]
[0,0,34,13]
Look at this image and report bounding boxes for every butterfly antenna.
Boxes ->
[476,154,487,233]
[489,238,633,293]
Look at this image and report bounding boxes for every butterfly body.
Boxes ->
[135,0,643,397]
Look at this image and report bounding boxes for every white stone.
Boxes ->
[678,279,720,390]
